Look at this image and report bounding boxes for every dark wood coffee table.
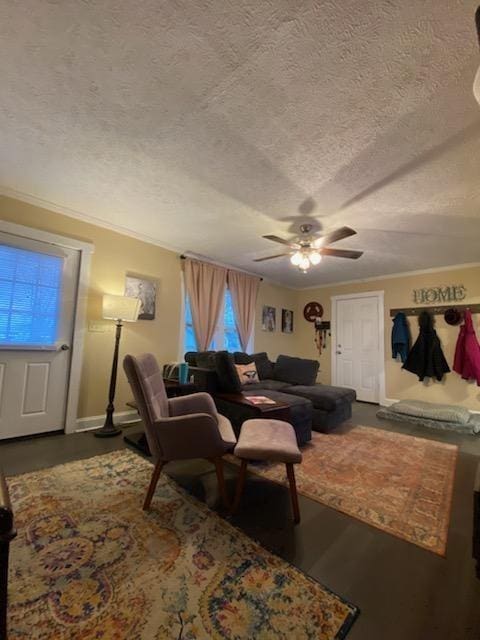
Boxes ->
[214,393,290,421]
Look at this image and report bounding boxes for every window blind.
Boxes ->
[0,244,63,347]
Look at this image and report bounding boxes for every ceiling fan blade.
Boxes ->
[320,247,363,259]
[253,252,291,262]
[263,234,300,249]
[314,226,357,247]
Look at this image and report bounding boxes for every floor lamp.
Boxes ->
[94,294,141,438]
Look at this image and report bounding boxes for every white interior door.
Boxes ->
[334,295,381,402]
[0,232,79,439]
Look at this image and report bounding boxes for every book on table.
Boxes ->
[247,396,276,405]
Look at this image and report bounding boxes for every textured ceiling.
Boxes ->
[1,0,479,288]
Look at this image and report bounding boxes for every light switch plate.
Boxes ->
[88,321,113,333]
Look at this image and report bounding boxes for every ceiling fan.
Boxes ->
[254,224,363,272]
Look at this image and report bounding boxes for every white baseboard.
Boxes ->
[75,410,139,432]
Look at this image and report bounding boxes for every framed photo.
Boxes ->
[282,308,294,333]
[125,275,156,320]
[262,305,276,332]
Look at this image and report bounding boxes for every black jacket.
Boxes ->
[402,311,450,381]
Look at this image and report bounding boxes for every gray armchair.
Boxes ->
[123,353,236,510]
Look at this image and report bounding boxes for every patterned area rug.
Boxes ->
[7,450,358,640]
[227,425,457,556]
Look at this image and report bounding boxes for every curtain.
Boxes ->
[228,270,260,351]
[184,258,227,351]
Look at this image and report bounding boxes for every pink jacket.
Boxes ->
[453,310,480,385]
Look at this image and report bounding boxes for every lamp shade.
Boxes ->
[102,294,140,322]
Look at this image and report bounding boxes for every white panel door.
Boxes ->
[0,232,79,439]
[335,296,380,402]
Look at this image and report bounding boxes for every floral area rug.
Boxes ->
[7,449,358,639]
[227,425,457,556]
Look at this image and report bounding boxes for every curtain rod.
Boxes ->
[180,254,263,281]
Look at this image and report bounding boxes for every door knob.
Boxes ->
[336,350,342,354]
[60,344,70,351]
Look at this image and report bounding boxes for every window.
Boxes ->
[184,289,244,353]
[0,244,63,347]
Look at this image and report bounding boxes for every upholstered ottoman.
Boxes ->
[232,418,303,523]
[285,384,356,432]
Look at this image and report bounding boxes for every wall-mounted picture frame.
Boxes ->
[125,275,156,320]
[282,308,294,333]
[261,305,276,332]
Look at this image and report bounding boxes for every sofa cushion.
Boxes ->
[244,379,291,391]
[390,399,471,425]
[285,384,356,412]
[184,352,198,366]
[196,351,217,370]
[274,355,319,386]
[234,351,274,380]
[214,351,242,393]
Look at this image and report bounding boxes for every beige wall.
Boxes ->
[296,265,480,410]
[255,281,298,360]
[0,196,183,418]
[3,194,478,417]
[0,195,297,419]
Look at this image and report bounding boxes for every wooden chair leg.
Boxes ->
[286,463,300,524]
[231,459,248,514]
[143,461,164,510]
[214,457,230,509]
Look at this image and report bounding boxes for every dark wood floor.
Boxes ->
[1,403,480,640]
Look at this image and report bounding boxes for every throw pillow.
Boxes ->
[233,351,274,380]
[235,362,259,385]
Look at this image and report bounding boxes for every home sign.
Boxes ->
[412,285,466,305]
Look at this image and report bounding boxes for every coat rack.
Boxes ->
[389,304,480,318]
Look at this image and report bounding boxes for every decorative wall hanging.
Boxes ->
[281,309,294,333]
[125,275,156,320]
[261,305,276,332]
[302,302,328,355]
[412,285,466,305]
[314,319,331,355]
[303,301,323,322]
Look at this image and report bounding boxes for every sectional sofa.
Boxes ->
[184,350,356,446]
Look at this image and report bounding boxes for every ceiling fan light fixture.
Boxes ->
[290,251,303,266]
[309,251,322,265]
[299,255,311,271]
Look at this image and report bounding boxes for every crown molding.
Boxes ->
[0,186,184,255]
[297,261,480,291]
[3,187,476,294]
[0,186,296,290]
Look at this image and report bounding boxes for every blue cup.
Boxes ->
[178,362,189,384]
